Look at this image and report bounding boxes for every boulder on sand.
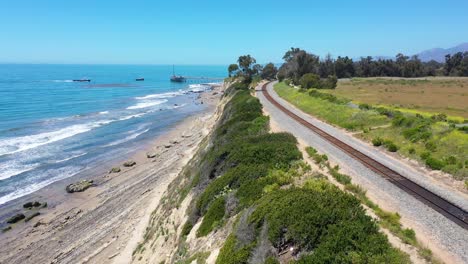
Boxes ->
[109,167,121,173]
[7,213,25,224]
[25,212,40,222]
[146,152,159,159]
[23,201,42,208]
[66,180,94,193]
[123,160,136,167]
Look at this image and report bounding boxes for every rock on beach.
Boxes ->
[66,180,94,193]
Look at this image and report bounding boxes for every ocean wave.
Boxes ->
[118,113,147,121]
[188,84,211,93]
[0,162,40,181]
[99,111,110,115]
[54,152,88,163]
[135,91,183,100]
[126,99,167,110]
[0,166,81,205]
[103,128,150,147]
[0,120,112,156]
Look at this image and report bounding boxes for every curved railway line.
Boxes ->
[261,82,468,230]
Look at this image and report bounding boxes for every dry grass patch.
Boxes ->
[328,77,468,119]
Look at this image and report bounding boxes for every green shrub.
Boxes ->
[386,143,399,152]
[216,234,254,264]
[359,103,371,110]
[383,140,399,152]
[444,155,457,165]
[181,221,193,237]
[264,256,280,264]
[408,147,416,154]
[420,151,431,160]
[300,73,321,89]
[320,75,338,89]
[372,137,383,146]
[329,168,352,185]
[424,141,437,151]
[401,228,417,245]
[425,157,446,170]
[197,196,226,237]
[249,188,409,263]
[305,146,318,156]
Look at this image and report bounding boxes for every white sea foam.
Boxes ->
[0,162,40,181]
[0,166,81,205]
[188,84,211,92]
[126,99,167,110]
[118,113,147,121]
[99,111,110,115]
[135,91,183,100]
[0,120,112,156]
[55,152,87,163]
[104,128,149,147]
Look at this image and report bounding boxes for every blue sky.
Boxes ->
[0,0,467,64]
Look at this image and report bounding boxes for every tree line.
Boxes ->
[228,48,468,89]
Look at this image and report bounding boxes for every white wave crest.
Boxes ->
[0,162,40,181]
[188,84,211,93]
[104,128,149,147]
[118,113,147,121]
[126,99,167,110]
[55,152,87,163]
[0,120,112,156]
[136,91,183,100]
[0,166,81,205]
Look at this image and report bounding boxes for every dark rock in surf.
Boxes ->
[7,213,25,224]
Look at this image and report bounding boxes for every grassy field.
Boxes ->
[274,81,468,181]
[274,82,388,130]
[326,77,468,120]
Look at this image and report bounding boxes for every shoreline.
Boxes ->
[0,83,224,264]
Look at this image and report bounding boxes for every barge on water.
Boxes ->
[170,65,186,82]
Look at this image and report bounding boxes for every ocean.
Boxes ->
[0,64,226,205]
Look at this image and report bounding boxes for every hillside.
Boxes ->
[416,43,468,62]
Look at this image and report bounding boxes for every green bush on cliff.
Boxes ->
[197,196,226,237]
[249,186,409,263]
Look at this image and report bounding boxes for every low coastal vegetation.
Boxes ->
[305,146,438,262]
[135,73,410,263]
[275,81,468,182]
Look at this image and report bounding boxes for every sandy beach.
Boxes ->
[0,84,225,264]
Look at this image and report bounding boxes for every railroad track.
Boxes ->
[261,82,468,230]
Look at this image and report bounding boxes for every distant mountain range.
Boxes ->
[353,43,468,63]
[416,43,468,62]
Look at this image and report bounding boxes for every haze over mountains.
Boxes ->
[416,43,468,62]
[354,43,468,62]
